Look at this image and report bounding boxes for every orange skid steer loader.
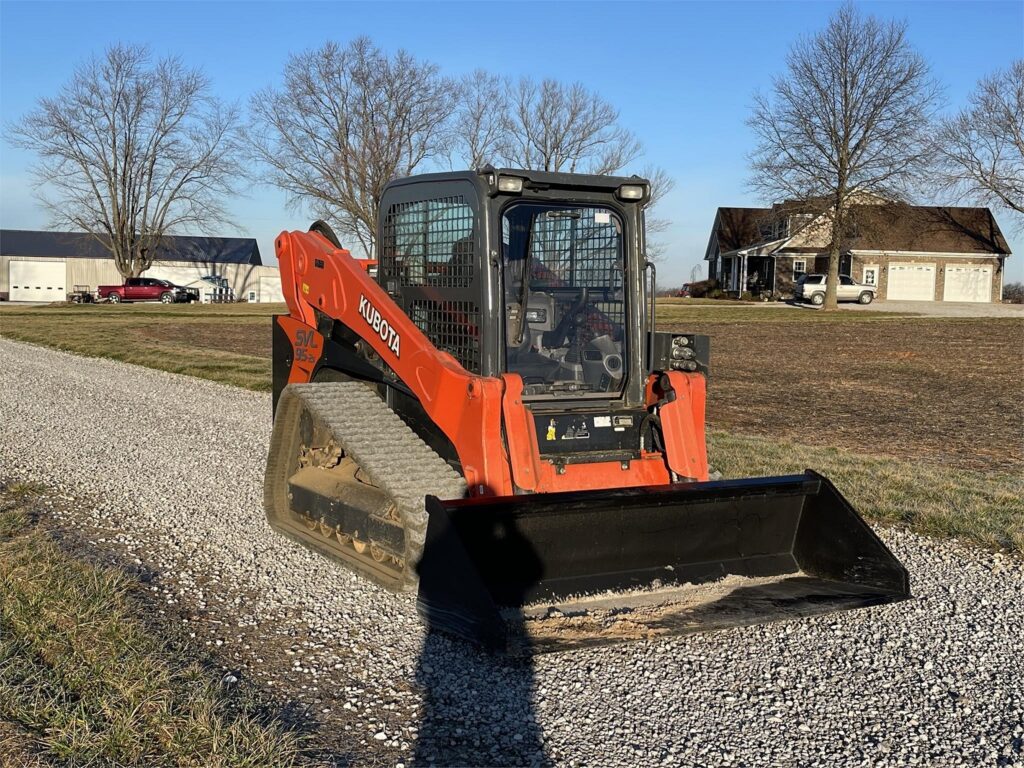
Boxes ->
[265,168,908,653]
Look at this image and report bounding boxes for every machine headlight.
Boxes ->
[671,360,699,372]
[616,184,646,200]
[497,176,524,193]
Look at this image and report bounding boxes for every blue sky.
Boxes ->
[2,0,1022,284]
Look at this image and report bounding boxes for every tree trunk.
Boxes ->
[824,244,841,311]
[823,203,843,311]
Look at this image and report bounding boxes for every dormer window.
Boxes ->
[789,213,813,234]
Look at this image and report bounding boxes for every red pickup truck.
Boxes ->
[97,277,199,304]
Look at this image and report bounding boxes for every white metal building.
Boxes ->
[0,230,283,303]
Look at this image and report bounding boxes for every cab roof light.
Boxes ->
[497,176,524,193]
[616,184,646,201]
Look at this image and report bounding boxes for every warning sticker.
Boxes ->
[594,211,611,224]
[593,416,611,428]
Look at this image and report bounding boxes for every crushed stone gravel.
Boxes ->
[0,338,1021,767]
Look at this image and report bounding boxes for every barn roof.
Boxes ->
[0,230,262,265]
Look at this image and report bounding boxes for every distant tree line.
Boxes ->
[10,8,1024,290]
[12,38,672,274]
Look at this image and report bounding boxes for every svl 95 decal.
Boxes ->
[294,328,319,363]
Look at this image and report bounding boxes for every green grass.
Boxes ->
[0,303,278,390]
[656,296,759,306]
[710,430,1024,553]
[0,299,918,393]
[0,482,303,766]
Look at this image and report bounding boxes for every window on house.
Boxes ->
[863,267,878,286]
[789,213,813,232]
[248,291,257,302]
[793,259,807,276]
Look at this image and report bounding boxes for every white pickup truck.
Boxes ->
[795,274,876,305]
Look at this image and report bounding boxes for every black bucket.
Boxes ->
[415,471,909,653]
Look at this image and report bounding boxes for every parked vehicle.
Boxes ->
[795,274,876,305]
[676,284,691,298]
[97,277,199,304]
[66,285,96,304]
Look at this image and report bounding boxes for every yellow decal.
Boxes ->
[546,419,557,441]
[302,283,310,295]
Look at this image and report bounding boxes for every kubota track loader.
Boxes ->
[265,168,909,653]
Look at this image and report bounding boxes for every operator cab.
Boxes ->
[377,167,652,409]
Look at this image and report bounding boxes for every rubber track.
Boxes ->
[272,382,466,590]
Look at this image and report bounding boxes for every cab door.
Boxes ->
[376,179,488,376]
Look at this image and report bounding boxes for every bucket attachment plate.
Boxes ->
[415,471,910,653]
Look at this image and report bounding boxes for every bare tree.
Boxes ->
[450,72,674,259]
[748,2,940,309]
[640,164,676,261]
[935,60,1024,221]
[249,38,455,257]
[501,78,642,174]
[450,69,509,169]
[11,44,240,278]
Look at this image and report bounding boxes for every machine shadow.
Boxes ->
[412,511,550,767]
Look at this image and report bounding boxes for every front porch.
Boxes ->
[721,253,775,298]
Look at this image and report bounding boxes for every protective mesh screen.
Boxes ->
[381,196,475,288]
[528,209,625,329]
[410,300,481,373]
[528,210,621,287]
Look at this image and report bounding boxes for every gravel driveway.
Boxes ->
[844,299,1024,317]
[1,338,1021,767]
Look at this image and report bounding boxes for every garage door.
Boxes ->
[9,260,67,302]
[259,275,284,303]
[887,263,935,301]
[943,265,992,303]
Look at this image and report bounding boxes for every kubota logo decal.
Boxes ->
[358,294,401,358]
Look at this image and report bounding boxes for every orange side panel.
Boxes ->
[277,314,323,385]
[655,371,709,481]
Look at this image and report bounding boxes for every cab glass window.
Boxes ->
[501,202,626,397]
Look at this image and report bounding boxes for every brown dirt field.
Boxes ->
[135,313,1023,472]
[137,321,273,358]
[667,317,1024,472]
